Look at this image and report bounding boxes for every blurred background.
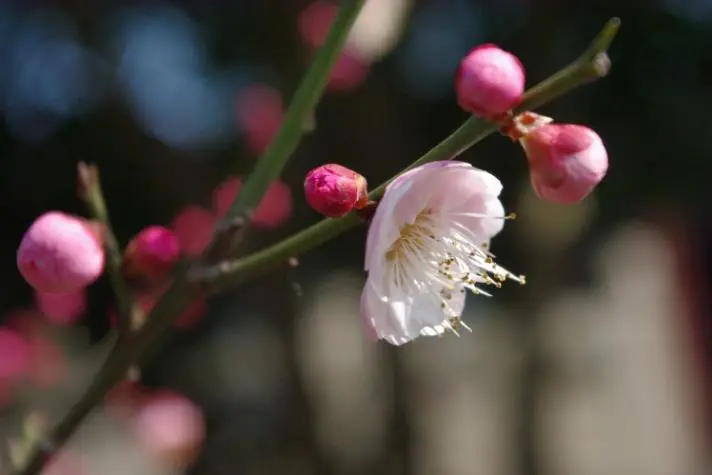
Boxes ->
[0,0,710,474]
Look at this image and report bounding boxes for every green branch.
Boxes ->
[208,17,621,292]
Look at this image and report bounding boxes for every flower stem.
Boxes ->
[208,17,621,292]
[209,0,366,256]
[77,162,139,339]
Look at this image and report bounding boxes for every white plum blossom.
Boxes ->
[360,161,523,345]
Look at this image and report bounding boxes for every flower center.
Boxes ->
[383,207,524,335]
[385,209,435,263]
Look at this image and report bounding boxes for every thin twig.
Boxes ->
[77,162,140,338]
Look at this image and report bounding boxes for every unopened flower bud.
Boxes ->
[455,44,525,119]
[132,391,205,468]
[17,212,105,293]
[125,226,180,280]
[304,164,368,218]
[520,124,608,203]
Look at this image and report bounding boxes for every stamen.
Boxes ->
[383,207,524,338]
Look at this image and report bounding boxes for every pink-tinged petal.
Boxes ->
[358,286,379,342]
[364,180,412,271]
[365,161,472,271]
[424,167,501,212]
[360,276,465,345]
[448,193,506,241]
[360,279,409,344]
[361,160,517,346]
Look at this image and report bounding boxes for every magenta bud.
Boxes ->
[304,164,368,218]
[17,212,105,293]
[124,226,181,280]
[455,44,526,119]
[521,124,608,203]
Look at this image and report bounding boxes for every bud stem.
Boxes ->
[76,163,141,341]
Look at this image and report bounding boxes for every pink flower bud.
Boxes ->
[212,177,293,229]
[170,206,216,257]
[125,226,181,280]
[521,124,608,203]
[304,164,368,218]
[455,44,526,119]
[132,391,205,468]
[17,212,104,293]
[35,288,87,326]
[236,85,284,155]
[327,49,370,92]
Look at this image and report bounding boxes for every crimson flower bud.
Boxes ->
[17,212,105,293]
[304,164,368,218]
[521,124,608,203]
[455,44,525,119]
[124,226,180,280]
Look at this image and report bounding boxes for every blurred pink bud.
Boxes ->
[236,85,284,155]
[520,124,608,203]
[125,226,181,280]
[17,212,105,293]
[28,336,66,388]
[212,177,293,229]
[304,164,368,217]
[298,1,337,48]
[132,391,205,468]
[170,206,216,257]
[35,289,87,326]
[327,49,370,92]
[455,44,525,119]
[0,328,31,381]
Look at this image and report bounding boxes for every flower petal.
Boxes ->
[360,275,466,345]
[449,193,506,240]
[365,161,476,271]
